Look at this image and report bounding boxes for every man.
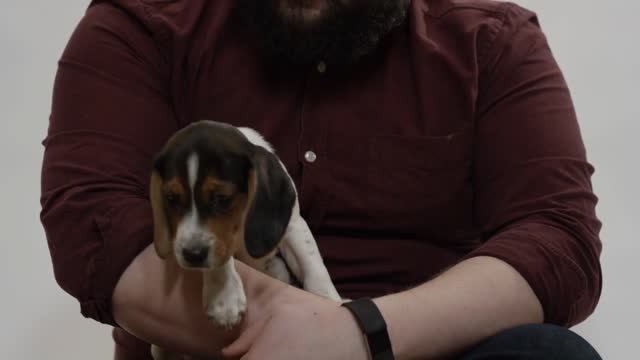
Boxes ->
[40,0,602,358]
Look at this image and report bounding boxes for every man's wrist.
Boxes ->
[336,305,372,360]
[341,298,396,360]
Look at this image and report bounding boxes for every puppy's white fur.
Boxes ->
[203,257,247,328]
[237,126,339,300]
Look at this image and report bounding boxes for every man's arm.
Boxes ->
[41,4,271,356]
[112,252,538,359]
[378,5,601,357]
[40,3,178,326]
[220,256,541,360]
[374,256,542,358]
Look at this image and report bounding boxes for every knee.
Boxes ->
[461,324,601,360]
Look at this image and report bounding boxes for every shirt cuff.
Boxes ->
[464,221,601,326]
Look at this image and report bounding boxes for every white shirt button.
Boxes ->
[304,151,317,163]
[317,61,327,73]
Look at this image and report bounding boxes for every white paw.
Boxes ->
[206,288,247,329]
[304,274,341,302]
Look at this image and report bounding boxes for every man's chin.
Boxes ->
[277,0,332,25]
[235,0,407,67]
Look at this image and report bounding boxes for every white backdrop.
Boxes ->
[1,1,637,359]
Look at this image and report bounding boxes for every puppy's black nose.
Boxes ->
[182,246,209,265]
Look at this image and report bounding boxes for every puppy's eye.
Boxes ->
[165,192,181,208]
[208,194,232,212]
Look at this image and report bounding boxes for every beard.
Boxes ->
[234,0,408,67]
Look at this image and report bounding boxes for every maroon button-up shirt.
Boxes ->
[40,0,602,357]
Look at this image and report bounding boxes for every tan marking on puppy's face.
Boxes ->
[162,177,188,239]
[200,178,250,264]
[201,176,236,200]
[173,174,251,269]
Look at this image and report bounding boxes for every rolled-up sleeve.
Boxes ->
[466,5,602,326]
[40,3,177,325]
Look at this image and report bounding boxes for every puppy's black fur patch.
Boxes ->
[245,146,296,258]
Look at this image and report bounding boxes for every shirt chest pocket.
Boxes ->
[365,130,473,236]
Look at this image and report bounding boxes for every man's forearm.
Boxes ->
[374,256,544,359]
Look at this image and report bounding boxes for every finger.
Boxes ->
[222,316,269,358]
[222,324,261,358]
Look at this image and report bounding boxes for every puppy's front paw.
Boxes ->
[206,288,247,329]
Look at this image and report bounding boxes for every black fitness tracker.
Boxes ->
[342,298,395,360]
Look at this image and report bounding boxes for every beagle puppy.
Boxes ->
[149,120,340,359]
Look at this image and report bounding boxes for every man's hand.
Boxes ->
[112,245,293,357]
[222,285,368,360]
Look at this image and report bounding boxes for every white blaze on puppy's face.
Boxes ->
[175,152,216,268]
[187,151,199,191]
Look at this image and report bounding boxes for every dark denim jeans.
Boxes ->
[459,324,602,359]
[113,323,601,359]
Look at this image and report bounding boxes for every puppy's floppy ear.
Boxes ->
[150,154,171,259]
[244,146,296,258]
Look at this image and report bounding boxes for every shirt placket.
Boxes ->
[297,60,330,232]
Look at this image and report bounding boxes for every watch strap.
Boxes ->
[342,298,395,360]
